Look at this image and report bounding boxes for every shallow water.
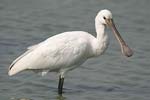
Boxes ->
[0,0,150,100]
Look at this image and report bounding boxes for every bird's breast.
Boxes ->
[94,36,109,56]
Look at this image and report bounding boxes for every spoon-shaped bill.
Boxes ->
[122,44,133,57]
[106,19,133,57]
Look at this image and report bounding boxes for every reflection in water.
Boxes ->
[56,95,66,100]
[10,97,32,100]
[10,94,66,100]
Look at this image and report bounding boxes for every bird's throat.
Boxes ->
[95,22,106,42]
[95,23,109,56]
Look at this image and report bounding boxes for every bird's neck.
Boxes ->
[93,19,108,56]
[95,21,106,41]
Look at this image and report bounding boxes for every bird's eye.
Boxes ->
[103,16,106,19]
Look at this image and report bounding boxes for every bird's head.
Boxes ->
[96,9,112,25]
[96,9,133,57]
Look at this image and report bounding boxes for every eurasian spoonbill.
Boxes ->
[8,9,133,95]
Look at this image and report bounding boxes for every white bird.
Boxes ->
[8,9,133,95]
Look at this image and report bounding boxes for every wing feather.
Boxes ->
[9,31,92,76]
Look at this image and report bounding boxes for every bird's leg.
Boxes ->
[58,75,64,95]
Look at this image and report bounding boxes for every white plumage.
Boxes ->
[8,9,133,94]
[9,31,108,76]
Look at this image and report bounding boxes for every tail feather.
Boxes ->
[8,64,26,76]
[8,50,32,76]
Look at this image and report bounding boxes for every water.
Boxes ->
[0,0,150,100]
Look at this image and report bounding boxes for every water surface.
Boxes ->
[0,0,150,100]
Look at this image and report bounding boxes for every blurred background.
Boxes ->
[0,0,150,100]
